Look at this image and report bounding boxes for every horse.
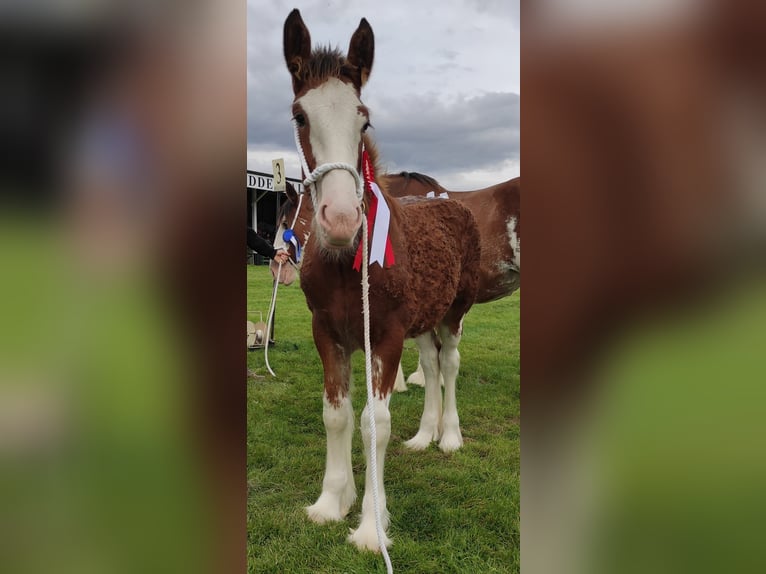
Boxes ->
[387,173,520,302]
[281,9,481,551]
[272,173,520,387]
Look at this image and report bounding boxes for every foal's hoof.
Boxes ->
[438,432,463,453]
[404,430,437,450]
[306,501,345,524]
[406,370,425,387]
[348,524,392,552]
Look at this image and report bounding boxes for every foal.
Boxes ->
[282,10,480,551]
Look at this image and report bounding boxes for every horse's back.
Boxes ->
[383,172,448,198]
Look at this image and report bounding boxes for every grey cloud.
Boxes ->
[466,0,520,27]
[438,49,460,61]
[367,91,519,181]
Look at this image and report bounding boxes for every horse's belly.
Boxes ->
[477,266,520,303]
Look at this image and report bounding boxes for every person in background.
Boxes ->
[247,228,288,264]
[246,228,287,360]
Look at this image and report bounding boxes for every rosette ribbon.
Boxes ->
[282,228,302,263]
[353,147,395,270]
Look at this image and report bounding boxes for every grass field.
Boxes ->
[247,264,520,573]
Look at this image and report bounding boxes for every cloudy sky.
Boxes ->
[248,0,519,190]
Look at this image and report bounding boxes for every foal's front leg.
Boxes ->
[348,344,399,552]
[306,338,355,524]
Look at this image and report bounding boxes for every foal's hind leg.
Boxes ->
[437,320,464,452]
[404,332,443,450]
[407,331,444,388]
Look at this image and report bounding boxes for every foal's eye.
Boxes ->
[362,121,372,133]
[293,113,306,127]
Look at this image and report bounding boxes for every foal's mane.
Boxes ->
[362,133,403,220]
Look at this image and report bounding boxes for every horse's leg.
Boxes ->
[404,332,443,450]
[406,357,445,387]
[437,320,464,452]
[407,330,444,388]
[393,361,407,392]
[406,358,426,387]
[348,345,399,551]
[306,338,355,523]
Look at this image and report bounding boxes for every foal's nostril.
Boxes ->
[319,204,330,226]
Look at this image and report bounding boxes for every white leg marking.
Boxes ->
[393,362,407,392]
[437,323,463,453]
[306,394,356,523]
[507,216,520,271]
[407,355,444,387]
[405,333,443,450]
[348,395,392,551]
[406,359,426,387]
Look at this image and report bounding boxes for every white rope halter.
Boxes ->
[292,118,364,204]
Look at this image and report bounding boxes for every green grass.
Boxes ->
[247,265,520,573]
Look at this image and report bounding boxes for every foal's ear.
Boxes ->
[285,181,299,204]
[347,17,374,89]
[283,9,312,93]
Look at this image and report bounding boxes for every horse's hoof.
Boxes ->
[305,500,345,524]
[438,432,463,453]
[406,370,425,387]
[348,524,392,552]
[404,432,434,450]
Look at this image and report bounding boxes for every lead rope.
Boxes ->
[264,192,305,377]
[263,263,281,377]
[361,215,394,573]
[275,119,356,372]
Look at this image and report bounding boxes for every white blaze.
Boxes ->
[297,78,367,202]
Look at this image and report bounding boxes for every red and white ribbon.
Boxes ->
[354,146,395,270]
[368,180,391,267]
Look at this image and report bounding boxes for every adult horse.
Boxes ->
[272,173,520,387]
[281,9,481,551]
[387,173,520,386]
[388,172,520,302]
